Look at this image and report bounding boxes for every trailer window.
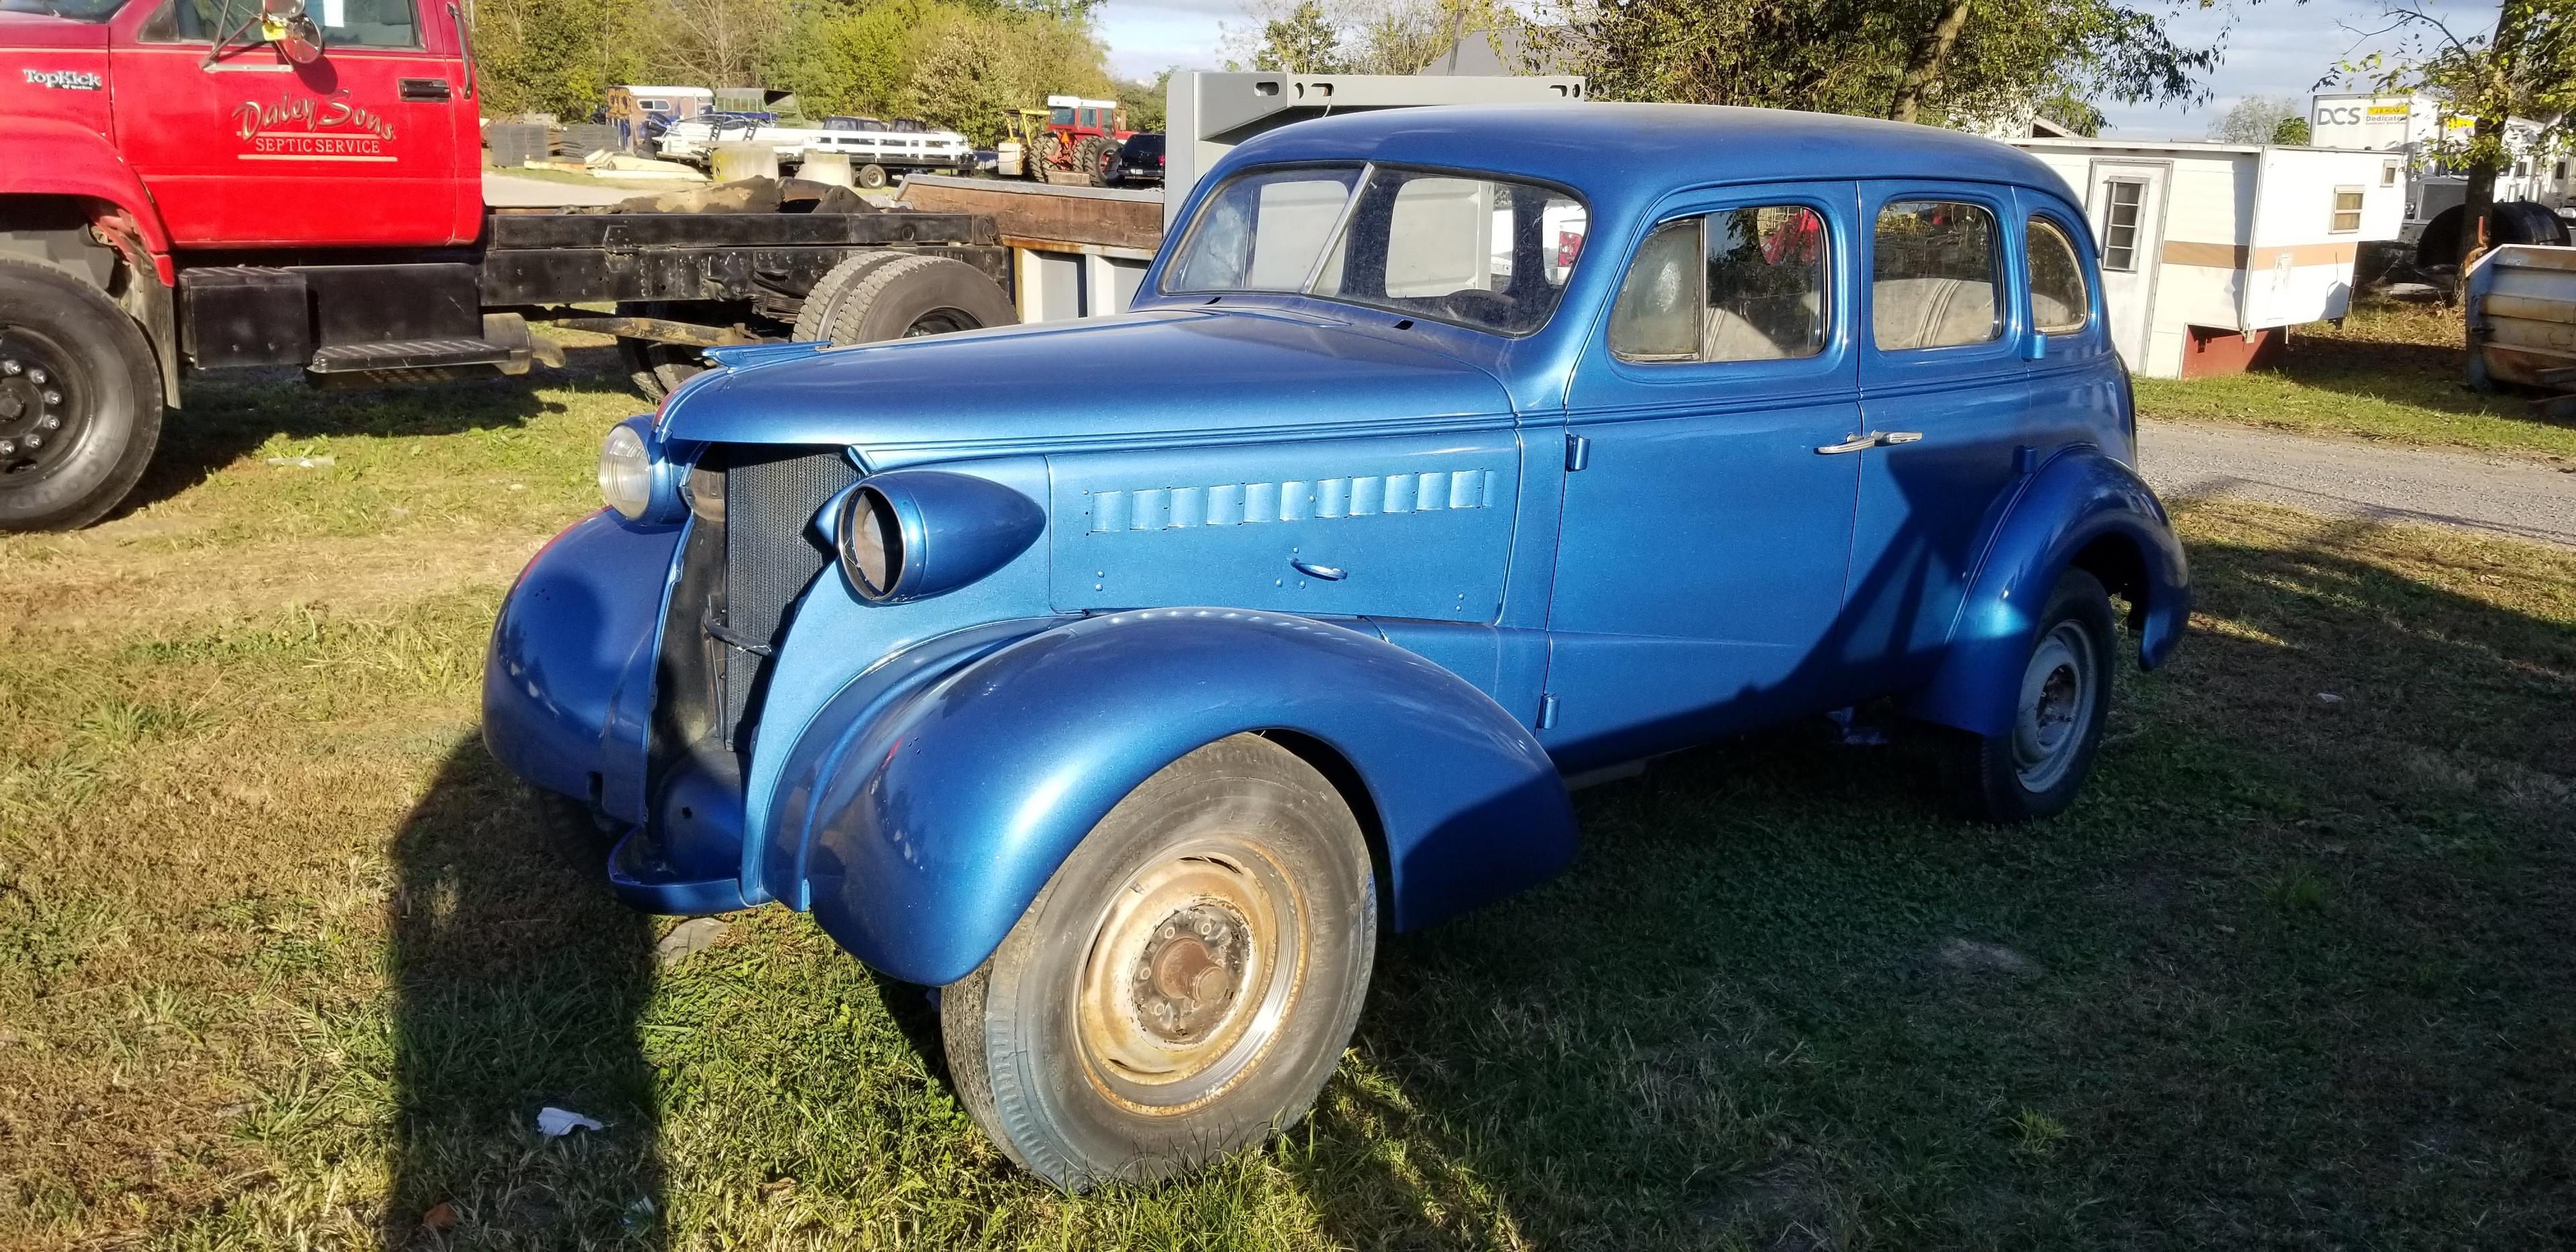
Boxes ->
[2025,217,2090,335]
[2099,180,2145,272]
[1872,199,2001,351]
[2330,188,2364,233]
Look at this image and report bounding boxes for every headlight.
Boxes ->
[597,416,686,523]
[832,470,1044,604]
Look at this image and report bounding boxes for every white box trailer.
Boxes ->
[2009,139,2406,378]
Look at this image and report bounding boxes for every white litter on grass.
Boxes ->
[536,1106,604,1137]
[265,455,336,468]
[2318,692,2345,705]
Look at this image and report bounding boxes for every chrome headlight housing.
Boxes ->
[597,416,688,524]
[830,469,1045,604]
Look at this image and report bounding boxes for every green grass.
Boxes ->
[2135,296,2576,461]
[3,356,2575,1248]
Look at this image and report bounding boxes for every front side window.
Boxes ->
[2027,217,2090,334]
[168,0,420,45]
[1611,205,1829,362]
[1051,106,1076,127]
[1165,164,1590,335]
[1872,199,2001,351]
[2330,187,2364,232]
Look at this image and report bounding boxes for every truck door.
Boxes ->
[1542,183,1864,772]
[110,0,474,249]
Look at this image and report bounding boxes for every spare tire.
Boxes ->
[2415,199,2571,268]
[807,254,1018,345]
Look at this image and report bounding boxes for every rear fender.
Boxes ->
[782,608,1577,986]
[1904,447,2189,737]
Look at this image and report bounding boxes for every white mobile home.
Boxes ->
[2009,139,2406,378]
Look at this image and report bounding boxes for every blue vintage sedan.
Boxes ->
[484,103,2189,1188]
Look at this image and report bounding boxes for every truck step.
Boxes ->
[308,337,519,374]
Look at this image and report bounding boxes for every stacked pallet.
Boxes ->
[485,123,551,168]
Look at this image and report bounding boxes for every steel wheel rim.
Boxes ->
[1075,834,1305,1113]
[2012,621,2094,791]
[902,310,971,337]
[0,330,89,485]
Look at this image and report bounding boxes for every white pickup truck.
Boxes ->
[659,115,975,187]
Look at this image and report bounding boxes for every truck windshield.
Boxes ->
[1163,164,1589,337]
[13,0,131,19]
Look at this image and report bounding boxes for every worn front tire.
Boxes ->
[0,253,163,531]
[942,734,1377,1190]
[1940,568,2117,822]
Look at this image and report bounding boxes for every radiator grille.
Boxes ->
[719,446,859,741]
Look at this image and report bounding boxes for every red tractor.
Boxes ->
[1012,95,1132,186]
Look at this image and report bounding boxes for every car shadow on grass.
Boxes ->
[1284,504,2576,1249]
[119,344,637,520]
[384,738,666,1249]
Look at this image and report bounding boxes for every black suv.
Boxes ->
[1108,132,1165,186]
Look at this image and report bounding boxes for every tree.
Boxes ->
[2272,115,2312,144]
[1118,69,1174,133]
[2206,93,2304,143]
[637,0,789,89]
[1541,0,2213,133]
[1251,0,1346,72]
[2343,1,2576,270]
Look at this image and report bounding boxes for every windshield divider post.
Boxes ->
[1299,162,1373,296]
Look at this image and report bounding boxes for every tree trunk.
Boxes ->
[2459,115,2506,276]
[1888,0,1974,123]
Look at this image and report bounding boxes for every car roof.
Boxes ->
[1220,103,2078,207]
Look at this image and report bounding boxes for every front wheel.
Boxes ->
[1940,568,2117,822]
[942,734,1377,1190]
[0,253,163,531]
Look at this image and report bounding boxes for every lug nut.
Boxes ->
[0,439,15,457]
[1,361,19,376]
[37,415,58,431]
[42,390,60,406]
[25,369,44,386]
[22,433,38,449]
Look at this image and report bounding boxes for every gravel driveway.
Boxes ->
[2138,420,2576,548]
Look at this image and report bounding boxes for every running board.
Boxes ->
[309,337,522,373]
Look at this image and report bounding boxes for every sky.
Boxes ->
[1091,0,2508,141]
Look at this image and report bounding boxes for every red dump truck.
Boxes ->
[0,0,1016,529]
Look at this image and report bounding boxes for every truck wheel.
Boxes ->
[856,162,890,190]
[810,254,1016,345]
[0,253,162,531]
[1941,569,2116,822]
[792,253,906,343]
[615,300,718,402]
[943,734,1377,1191]
[1074,137,1114,188]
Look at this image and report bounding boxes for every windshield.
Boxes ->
[1163,164,1589,336]
[9,0,129,19]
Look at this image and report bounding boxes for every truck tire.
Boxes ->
[616,300,726,402]
[1940,569,2117,822]
[856,162,890,190]
[942,734,1377,1190]
[1075,137,1115,188]
[809,254,1016,345]
[0,253,162,531]
[792,253,907,343]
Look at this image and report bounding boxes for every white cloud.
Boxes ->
[1098,0,1238,78]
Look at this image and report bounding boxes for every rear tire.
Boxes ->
[614,299,719,402]
[810,254,1017,345]
[0,253,162,531]
[942,734,1377,1190]
[856,162,889,190]
[792,253,906,343]
[1075,137,1115,188]
[1940,569,2118,822]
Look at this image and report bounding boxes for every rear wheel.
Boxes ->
[806,254,1017,345]
[856,162,890,190]
[943,734,1377,1190]
[614,299,725,402]
[0,253,162,532]
[1074,136,1115,188]
[1941,569,2117,822]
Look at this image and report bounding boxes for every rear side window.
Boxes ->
[1611,205,1829,362]
[2026,217,2090,334]
[1872,200,2000,351]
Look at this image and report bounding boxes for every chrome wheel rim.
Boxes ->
[1076,834,1304,1113]
[2012,620,2095,791]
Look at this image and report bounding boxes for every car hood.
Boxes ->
[656,307,1516,463]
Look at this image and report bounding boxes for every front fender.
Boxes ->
[0,119,172,254]
[788,609,1578,986]
[1904,447,2189,737]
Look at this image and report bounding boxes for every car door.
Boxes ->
[1542,183,1864,771]
[1842,181,2032,693]
[111,0,472,249]
[2019,190,2130,461]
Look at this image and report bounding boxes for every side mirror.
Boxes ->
[260,0,324,64]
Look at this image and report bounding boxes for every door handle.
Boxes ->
[1815,431,1923,455]
[1289,558,1347,581]
[399,77,452,102]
